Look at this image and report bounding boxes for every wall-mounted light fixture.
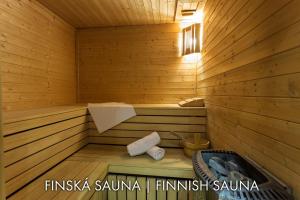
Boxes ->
[182,23,201,56]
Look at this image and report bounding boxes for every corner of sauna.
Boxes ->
[1,0,299,199]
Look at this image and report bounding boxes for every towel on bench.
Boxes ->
[88,102,136,133]
[127,131,160,156]
[147,146,165,160]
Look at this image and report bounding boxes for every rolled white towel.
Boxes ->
[147,146,165,160]
[127,132,160,156]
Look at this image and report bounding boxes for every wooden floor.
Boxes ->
[9,144,194,200]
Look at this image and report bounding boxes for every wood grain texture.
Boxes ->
[5,130,88,182]
[68,144,194,179]
[77,24,198,104]
[137,176,147,200]
[198,0,300,198]
[116,175,126,200]
[103,175,201,200]
[88,104,206,147]
[8,160,108,200]
[89,115,206,125]
[107,175,117,200]
[0,61,5,199]
[127,176,137,200]
[8,143,195,200]
[0,0,77,112]
[147,177,156,200]
[37,0,177,28]
[6,139,88,197]
[3,106,89,196]
[156,178,167,200]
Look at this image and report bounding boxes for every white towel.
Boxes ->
[147,146,165,160]
[88,103,136,134]
[127,132,160,156]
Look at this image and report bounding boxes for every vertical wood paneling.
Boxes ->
[103,174,199,200]
[126,176,137,200]
[0,0,76,112]
[0,67,5,199]
[147,177,156,200]
[198,0,300,198]
[117,175,127,200]
[77,24,198,104]
[167,179,177,200]
[136,177,147,200]
[156,178,167,200]
[107,175,117,200]
[177,180,187,200]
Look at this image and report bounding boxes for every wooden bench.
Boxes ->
[89,104,207,147]
[8,159,108,200]
[69,144,194,179]
[3,104,207,199]
[3,105,89,197]
[9,145,196,200]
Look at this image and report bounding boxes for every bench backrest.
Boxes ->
[89,105,207,147]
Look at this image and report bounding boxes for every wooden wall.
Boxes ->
[0,73,4,199]
[77,24,198,104]
[197,0,300,198]
[0,0,77,112]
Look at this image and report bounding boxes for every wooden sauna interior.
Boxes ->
[0,0,299,199]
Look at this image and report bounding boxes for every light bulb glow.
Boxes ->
[180,9,204,56]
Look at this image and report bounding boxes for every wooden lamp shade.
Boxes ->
[182,23,201,55]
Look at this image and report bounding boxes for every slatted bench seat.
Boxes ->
[8,160,108,200]
[68,144,194,179]
[70,145,198,200]
[9,145,195,200]
[3,104,206,199]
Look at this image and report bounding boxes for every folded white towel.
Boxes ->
[147,146,165,160]
[88,103,136,134]
[127,132,160,156]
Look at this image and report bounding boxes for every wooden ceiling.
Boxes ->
[37,0,205,28]
[37,0,177,28]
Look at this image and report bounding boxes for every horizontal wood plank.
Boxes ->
[77,24,198,104]
[4,115,88,151]
[3,105,87,131]
[68,144,193,178]
[89,122,205,133]
[89,129,204,140]
[88,137,182,148]
[8,159,107,200]
[5,130,88,182]
[89,115,206,125]
[200,0,300,198]
[0,0,76,112]
[4,123,89,167]
[134,107,206,116]
[5,138,88,196]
